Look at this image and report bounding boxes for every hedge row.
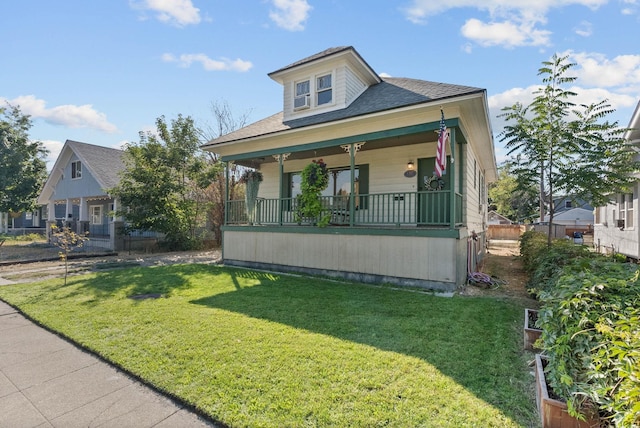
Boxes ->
[520,231,640,426]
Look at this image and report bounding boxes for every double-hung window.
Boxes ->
[316,74,332,106]
[294,80,310,109]
[71,161,82,179]
[620,193,634,228]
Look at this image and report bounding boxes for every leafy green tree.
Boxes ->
[110,114,220,250]
[499,54,639,244]
[0,104,48,213]
[488,161,538,222]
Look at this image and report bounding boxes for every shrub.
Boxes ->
[537,259,640,425]
[527,238,593,297]
[519,230,548,273]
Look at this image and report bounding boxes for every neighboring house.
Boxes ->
[38,140,161,251]
[0,208,46,234]
[550,196,593,216]
[594,101,640,258]
[541,208,594,230]
[487,211,512,225]
[203,46,497,291]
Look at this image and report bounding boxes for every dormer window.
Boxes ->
[71,160,82,179]
[294,80,310,110]
[316,74,332,105]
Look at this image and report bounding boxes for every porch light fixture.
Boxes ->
[404,161,416,178]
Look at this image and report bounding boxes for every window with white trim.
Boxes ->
[71,161,82,179]
[316,74,332,106]
[294,80,310,110]
[90,205,102,225]
[620,193,634,228]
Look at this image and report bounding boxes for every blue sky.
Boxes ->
[2,0,639,170]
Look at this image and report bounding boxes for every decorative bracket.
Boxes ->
[340,142,365,156]
[272,153,291,162]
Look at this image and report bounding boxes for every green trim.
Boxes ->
[221,225,461,239]
[221,119,459,162]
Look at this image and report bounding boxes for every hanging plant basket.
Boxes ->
[240,170,263,225]
[295,159,330,226]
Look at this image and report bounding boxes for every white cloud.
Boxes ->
[402,0,608,48]
[2,95,118,133]
[269,0,312,31]
[162,53,253,72]
[130,0,201,27]
[461,18,551,47]
[567,51,640,87]
[40,139,64,170]
[573,20,593,36]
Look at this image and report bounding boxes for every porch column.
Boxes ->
[78,197,89,235]
[47,201,56,221]
[224,162,229,225]
[449,128,456,229]
[112,198,124,221]
[0,212,7,233]
[273,153,290,226]
[65,198,73,224]
[341,143,365,227]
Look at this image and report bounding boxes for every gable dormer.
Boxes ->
[268,46,381,122]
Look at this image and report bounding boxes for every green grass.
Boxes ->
[0,265,538,427]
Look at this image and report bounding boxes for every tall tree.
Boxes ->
[499,54,639,244]
[199,100,251,246]
[0,104,48,213]
[488,161,538,222]
[109,114,219,250]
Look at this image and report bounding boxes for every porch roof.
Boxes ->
[202,77,484,148]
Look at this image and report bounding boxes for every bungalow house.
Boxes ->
[37,140,159,251]
[0,208,46,235]
[594,100,640,258]
[203,46,497,291]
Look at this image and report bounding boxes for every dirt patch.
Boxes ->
[459,240,537,306]
[0,241,221,285]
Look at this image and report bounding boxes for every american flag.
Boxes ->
[435,109,448,178]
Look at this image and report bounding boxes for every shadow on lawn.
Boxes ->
[66,264,216,303]
[190,268,535,426]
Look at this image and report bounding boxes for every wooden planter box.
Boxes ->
[524,308,542,351]
[535,354,601,428]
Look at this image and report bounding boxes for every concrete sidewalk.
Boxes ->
[0,301,217,428]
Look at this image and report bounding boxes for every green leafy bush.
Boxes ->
[538,259,640,425]
[527,238,593,297]
[519,230,548,273]
[295,159,330,227]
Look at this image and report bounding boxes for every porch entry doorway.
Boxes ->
[417,157,451,225]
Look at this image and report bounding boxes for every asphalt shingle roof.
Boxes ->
[205,77,484,147]
[65,140,125,190]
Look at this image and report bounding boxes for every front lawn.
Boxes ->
[0,264,538,427]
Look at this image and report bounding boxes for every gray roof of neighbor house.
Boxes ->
[65,140,125,190]
[203,77,484,147]
[38,140,125,205]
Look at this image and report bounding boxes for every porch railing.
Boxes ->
[226,191,463,227]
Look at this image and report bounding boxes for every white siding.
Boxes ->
[344,65,367,106]
[594,184,640,258]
